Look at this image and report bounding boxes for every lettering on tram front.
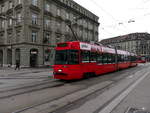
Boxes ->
[81,45,88,48]
[80,43,91,50]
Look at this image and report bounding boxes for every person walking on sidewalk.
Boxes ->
[15,60,20,70]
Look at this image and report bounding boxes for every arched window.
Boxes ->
[7,49,12,65]
[15,48,20,61]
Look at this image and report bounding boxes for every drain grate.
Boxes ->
[125,107,150,113]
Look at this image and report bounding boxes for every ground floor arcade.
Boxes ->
[0,44,55,67]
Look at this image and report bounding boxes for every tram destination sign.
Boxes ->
[80,42,91,50]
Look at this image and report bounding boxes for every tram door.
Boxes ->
[30,49,38,67]
[0,50,3,67]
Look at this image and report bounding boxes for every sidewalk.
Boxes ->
[0,67,53,77]
[111,67,150,113]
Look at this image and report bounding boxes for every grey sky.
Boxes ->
[74,0,150,41]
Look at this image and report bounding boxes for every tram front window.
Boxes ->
[55,50,68,65]
[55,50,79,65]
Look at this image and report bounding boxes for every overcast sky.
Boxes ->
[74,0,150,41]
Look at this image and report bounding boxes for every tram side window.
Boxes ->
[131,56,133,61]
[90,52,97,62]
[68,50,79,64]
[128,56,131,61]
[117,55,121,62]
[131,56,136,62]
[124,55,128,62]
[81,51,90,63]
[111,54,115,63]
[107,53,112,64]
[121,55,124,62]
[127,55,130,62]
[102,53,108,64]
[97,53,103,63]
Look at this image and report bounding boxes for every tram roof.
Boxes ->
[56,41,136,56]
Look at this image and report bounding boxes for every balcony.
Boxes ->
[43,38,49,44]
[6,8,13,15]
[15,22,23,28]
[29,23,40,30]
[14,4,22,10]
[0,12,6,16]
[7,26,13,31]
[29,4,40,12]
[44,10,53,17]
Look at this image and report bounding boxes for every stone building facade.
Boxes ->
[0,0,99,67]
[100,33,150,59]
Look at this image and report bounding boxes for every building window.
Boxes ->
[1,5,5,13]
[9,1,13,9]
[66,12,69,20]
[44,18,50,28]
[56,35,60,43]
[16,13,22,24]
[57,22,61,29]
[32,31,37,43]
[44,33,50,43]
[80,29,82,36]
[8,18,13,27]
[66,25,69,32]
[57,8,61,16]
[7,33,12,44]
[32,13,38,24]
[2,20,5,28]
[16,30,21,42]
[45,3,50,12]
[17,0,22,4]
[32,0,38,6]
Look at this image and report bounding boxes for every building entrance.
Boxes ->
[0,50,3,67]
[30,49,38,67]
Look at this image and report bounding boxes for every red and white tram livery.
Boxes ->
[53,41,137,80]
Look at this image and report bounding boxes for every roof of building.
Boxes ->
[100,32,150,44]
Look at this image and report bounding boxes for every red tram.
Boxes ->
[53,41,137,80]
[137,56,146,63]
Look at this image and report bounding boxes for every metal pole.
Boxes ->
[68,24,79,41]
[65,16,85,41]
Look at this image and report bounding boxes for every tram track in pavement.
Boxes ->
[0,79,65,100]
[10,64,148,113]
[0,77,50,79]
[48,65,149,113]
[0,69,53,79]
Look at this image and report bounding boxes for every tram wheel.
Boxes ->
[83,73,90,79]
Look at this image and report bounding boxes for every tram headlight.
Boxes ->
[58,69,62,72]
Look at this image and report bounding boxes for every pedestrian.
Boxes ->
[15,60,20,70]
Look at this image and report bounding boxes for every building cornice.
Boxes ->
[51,0,99,25]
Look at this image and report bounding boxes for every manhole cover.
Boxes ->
[126,107,150,113]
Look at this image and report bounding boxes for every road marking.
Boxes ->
[99,72,149,113]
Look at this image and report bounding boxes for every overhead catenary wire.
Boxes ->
[88,0,134,33]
